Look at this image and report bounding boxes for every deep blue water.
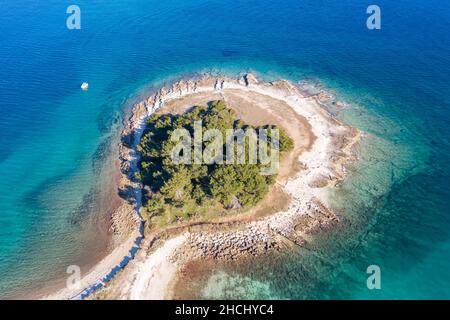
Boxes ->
[0,0,449,298]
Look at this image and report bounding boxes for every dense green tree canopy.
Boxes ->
[137,100,294,225]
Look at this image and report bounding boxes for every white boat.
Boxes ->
[81,82,89,90]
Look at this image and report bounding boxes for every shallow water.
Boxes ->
[0,0,449,298]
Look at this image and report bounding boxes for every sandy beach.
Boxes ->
[43,73,359,300]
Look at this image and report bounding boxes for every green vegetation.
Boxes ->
[137,100,294,226]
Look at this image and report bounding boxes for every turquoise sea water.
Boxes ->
[0,0,449,298]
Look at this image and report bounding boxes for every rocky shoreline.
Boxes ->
[172,197,339,264]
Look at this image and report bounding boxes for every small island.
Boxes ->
[46,73,360,300]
